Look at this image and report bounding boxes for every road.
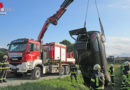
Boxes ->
[0,74,68,88]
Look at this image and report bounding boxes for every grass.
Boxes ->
[113,64,130,90]
[0,74,89,90]
[114,65,122,90]
[1,64,129,90]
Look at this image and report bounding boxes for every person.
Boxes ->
[0,55,10,83]
[109,64,114,86]
[0,59,3,78]
[123,61,129,78]
[90,64,105,90]
[121,61,130,90]
[70,64,78,82]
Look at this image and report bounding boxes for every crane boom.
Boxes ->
[38,0,73,42]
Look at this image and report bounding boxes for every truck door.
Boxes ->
[28,43,40,61]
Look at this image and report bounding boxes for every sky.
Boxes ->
[0,0,130,57]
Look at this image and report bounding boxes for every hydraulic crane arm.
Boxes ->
[38,0,73,42]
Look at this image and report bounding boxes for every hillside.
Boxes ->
[0,48,8,60]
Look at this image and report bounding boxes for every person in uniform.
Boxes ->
[0,59,3,77]
[90,64,105,90]
[0,55,10,83]
[109,64,114,86]
[70,64,78,82]
[123,61,129,78]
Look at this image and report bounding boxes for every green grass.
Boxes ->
[2,64,129,90]
[114,66,122,90]
[113,65,130,90]
[107,64,130,90]
[0,74,89,90]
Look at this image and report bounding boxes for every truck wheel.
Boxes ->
[64,66,70,75]
[59,67,64,75]
[31,67,41,79]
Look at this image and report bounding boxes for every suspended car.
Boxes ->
[69,27,110,87]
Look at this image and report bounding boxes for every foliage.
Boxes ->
[0,48,8,60]
[60,40,74,52]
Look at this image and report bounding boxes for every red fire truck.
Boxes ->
[8,0,74,79]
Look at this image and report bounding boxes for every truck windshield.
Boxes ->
[9,43,27,52]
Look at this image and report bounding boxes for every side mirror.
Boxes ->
[29,44,34,52]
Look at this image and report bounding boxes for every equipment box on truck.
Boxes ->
[42,42,75,75]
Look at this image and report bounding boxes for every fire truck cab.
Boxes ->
[8,38,43,79]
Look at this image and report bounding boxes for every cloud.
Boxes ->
[0,45,7,49]
[108,0,130,9]
[105,37,130,57]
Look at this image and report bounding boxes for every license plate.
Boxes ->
[12,58,18,60]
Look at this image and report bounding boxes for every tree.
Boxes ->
[60,40,74,52]
[0,48,8,60]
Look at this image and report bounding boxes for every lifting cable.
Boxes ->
[79,0,105,79]
[80,0,91,78]
[83,0,105,37]
[84,0,90,28]
[94,0,105,37]
[94,0,100,19]
[76,0,90,74]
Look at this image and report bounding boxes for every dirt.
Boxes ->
[0,74,68,88]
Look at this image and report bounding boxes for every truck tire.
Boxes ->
[59,67,64,75]
[64,66,70,75]
[31,67,41,79]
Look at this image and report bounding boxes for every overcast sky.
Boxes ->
[0,0,130,57]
